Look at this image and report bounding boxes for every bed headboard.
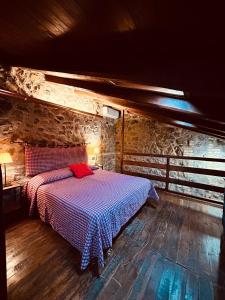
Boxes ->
[25,144,88,176]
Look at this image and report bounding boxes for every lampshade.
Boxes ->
[86,144,94,156]
[94,147,100,154]
[0,152,13,164]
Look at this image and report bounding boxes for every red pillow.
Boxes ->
[69,162,94,178]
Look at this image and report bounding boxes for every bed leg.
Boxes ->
[92,248,113,277]
[92,258,101,278]
[96,265,101,278]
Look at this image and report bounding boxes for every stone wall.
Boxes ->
[116,111,225,202]
[0,96,116,185]
[1,66,224,202]
[0,66,117,185]
[2,67,102,115]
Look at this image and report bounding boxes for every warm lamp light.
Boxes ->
[94,147,100,155]
[86,145,100,165]
[94,147,100,163]
[0,152,13,187]
[86,144,94,156]
[0,153,13,164]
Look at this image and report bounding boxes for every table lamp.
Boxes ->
[94,147,100,163]
[86,144,95,165]
[0,152,13,187]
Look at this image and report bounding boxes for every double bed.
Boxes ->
[24,145,159,272]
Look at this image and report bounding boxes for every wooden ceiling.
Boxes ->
[0,1,224,137]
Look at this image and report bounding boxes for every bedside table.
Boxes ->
[2,184,24,226]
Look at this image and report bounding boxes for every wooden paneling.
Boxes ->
[6,191,225,299]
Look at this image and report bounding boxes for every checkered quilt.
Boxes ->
[25,168,159,270]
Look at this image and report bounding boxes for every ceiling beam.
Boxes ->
[45,74,225,138]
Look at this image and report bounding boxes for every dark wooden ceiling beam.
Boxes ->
[45,74,224,124]
[45,74,225,138]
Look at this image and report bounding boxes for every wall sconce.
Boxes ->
[0,152,13,187]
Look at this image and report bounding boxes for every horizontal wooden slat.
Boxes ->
[124,152,168,158]
[124,170,224,194]
[123,160,166,169]
[124,152,225,162]
[123,171,165,182]
[168,178,224,193]
[165,189,224,206]
[169,165,225,177]
[123,153,225,199]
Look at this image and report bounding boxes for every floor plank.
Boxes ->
[6,191,225,300]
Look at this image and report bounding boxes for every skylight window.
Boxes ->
[154,98,199,113]
[174,121,195,128]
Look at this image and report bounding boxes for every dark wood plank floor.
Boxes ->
[6,191,225,300]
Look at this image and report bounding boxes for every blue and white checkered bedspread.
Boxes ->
[25,168,159,270]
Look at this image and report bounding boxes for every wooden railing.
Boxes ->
[122,152,225,205]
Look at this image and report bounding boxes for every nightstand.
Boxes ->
[2,184,24,226]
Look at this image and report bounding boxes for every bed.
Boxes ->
[24,145,159,272]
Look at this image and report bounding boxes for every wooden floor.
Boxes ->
[6,191,225,300]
